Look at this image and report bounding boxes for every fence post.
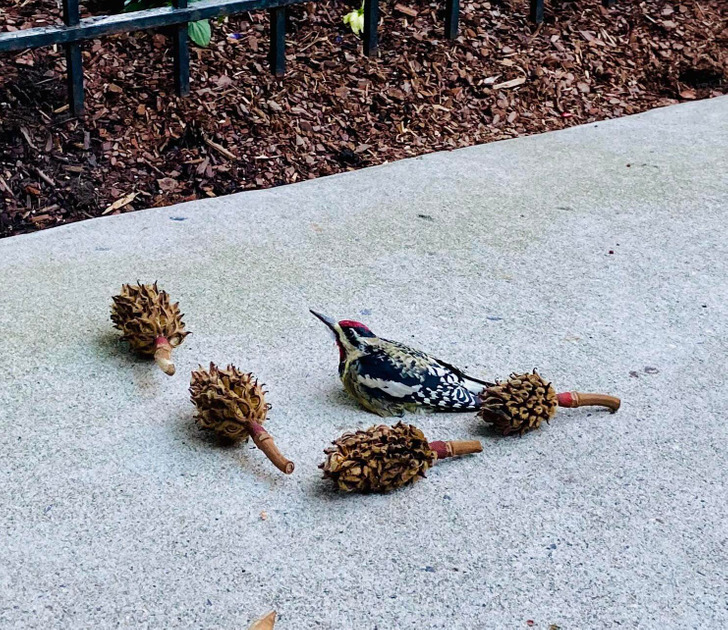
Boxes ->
[529,0,544,23]
[269,6,286,77]
[173,0,191,96]
[363,0,378,57]
[62,0,84,116]
[445,0,459,39]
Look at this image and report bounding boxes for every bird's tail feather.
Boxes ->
[467,375,494,386]
[463,373,494,392]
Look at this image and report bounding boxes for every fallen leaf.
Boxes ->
[249,611,276,630]
[493,77,526,90]
[102,192,137,215]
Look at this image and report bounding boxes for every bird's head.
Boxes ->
[310,310,376,362]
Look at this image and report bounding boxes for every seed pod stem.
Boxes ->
[153,336,175,376]
[429,440,483,460]
[247,421,295,475]
[557,391,621,412]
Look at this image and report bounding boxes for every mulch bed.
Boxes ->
[1,0,726,238]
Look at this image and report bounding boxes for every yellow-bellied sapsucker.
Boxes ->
[311,311,493,417]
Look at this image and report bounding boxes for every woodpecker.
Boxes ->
[311,311,493,417]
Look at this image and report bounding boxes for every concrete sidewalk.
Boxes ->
[1,96,727,629]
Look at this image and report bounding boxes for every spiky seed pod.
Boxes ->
[320,422,436,493]
[111,282,189,375]
[189,363,294,474]
[478,370,558,435]
[190,363,270,441]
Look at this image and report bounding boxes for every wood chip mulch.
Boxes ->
[1,0,726,238]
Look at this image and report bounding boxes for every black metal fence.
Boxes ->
[0,0,617,117]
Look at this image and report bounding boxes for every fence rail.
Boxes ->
[0,0,617,117]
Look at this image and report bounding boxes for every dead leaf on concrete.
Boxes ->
[248,610,276,629]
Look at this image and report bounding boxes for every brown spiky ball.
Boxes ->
[111,282,188,354]
[320,422,435,493]
[478,370,558,435]
[190,363,270,441]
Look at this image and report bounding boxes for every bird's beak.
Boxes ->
[310,310,337,331]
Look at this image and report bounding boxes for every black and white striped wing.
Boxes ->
[355,340,482,410]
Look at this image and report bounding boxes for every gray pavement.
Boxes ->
[1,96,727,629]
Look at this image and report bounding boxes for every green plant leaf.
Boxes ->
[188,19,211,47]
[343,2,365,36]
[343,8,364,35]
[123,0,210,46]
